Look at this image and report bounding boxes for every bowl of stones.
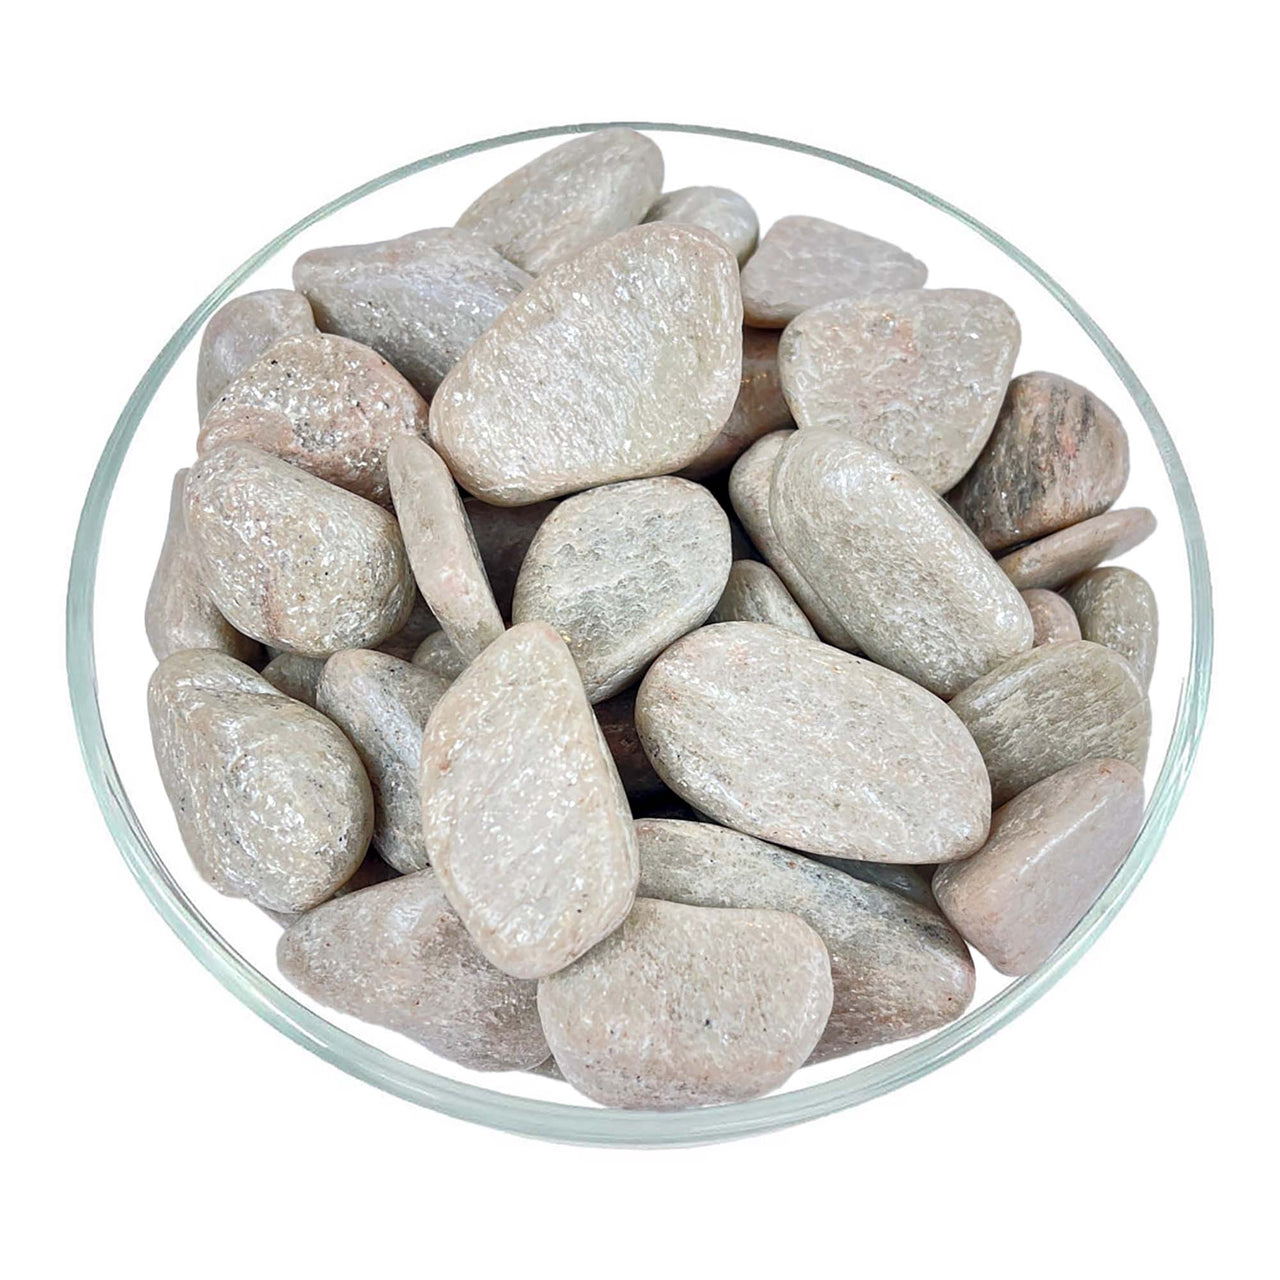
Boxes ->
[68,123,1212,1145]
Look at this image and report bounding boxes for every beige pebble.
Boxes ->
[1022,589,1081,646]
[644,185,759,264]
[463,498,557,619]
[411,631,470,685]
[710,559,817,638]
[261,651,326,706]
[262,851,400,928]
[997,507,1157,590]
[1064,567,1158,689]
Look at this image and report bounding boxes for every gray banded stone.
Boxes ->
[1064,567,1158,689]
[644,185,759,264]
[710,559,818,639]
[1021,589,1081,647]
[997,507,1157,590]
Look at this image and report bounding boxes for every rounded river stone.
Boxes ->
[710,559,817,639]
[949,639,1151,805]
[184,443,416,657]
[512,477,731,702]
[537,897,833,1109]
[420,622,638,978]
[263,850,400,928]
[778,288,1021,492]
[949,371,1130,551]
[595,689,669,802]
[278,869,548,1071]
[1022,589,1081,646]
[934,759,1144,975]
[261,651,326,706]
[429,224,742,506]
[463,498,557,619]
[997,507,1157,590]
[739,215,927,328]
[412,630,470,685]
[1064,567,1158,689]
[455,127,663,274]
[771,429,1033,698]
[148,650,372,913]
[635,820,974,1062]
[636,622,991,864]
[644,185,758,264]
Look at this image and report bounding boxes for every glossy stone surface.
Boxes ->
[411,631,470,685]
[537,898,832,1109]
[595,689,669,802]
[261,651,325,707]
[1064,567,1158,689]
[779,288,1020,491]
[429,225,742,505]
[710,559,817,638]
[263,851,400,928]
[464,498,557,619]
[644,185,758,264]
[997,507,1157,590]
[1022,589,1081,646]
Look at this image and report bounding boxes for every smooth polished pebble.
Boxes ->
[293,228,531,397]
[771,429,1033,697]
[537,898,833,1109]
[512,477,731,701]
[934,759,1144,975]
[184,443,417,657]
[710,559,818,639]
[779,288,1021,492]
[455,127,663,274]
[463,498,557,619]
[636,820,974,1062]
[261,651,326,707]
[997,507,1157,590]
[148,651,371,913]
[949,372,1130,550]
[739,215,927,328]
[411,630,470,685]
[949,639,1151,805]
[644,185,759,264]
[278,870,548,1070]
[429,224,742,505]
[1064,567,1159,689]
[636,623,991,863]
[1022,589,1081,646]
[595,689,670,801]
[263,851,400,928]
[420,622,639,978]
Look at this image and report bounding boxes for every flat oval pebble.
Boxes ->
[261,651,326,706]
[949,371,1130,550]
[1064,567,1159,689]
[537,897,833,1109]
[429,224,742,505]
[934,759,1144,975]
[949,639,1151,805]
[420,622,638,978]
[710,559,817,638]
[456,127,663,274]
[997,507,1157,590]
[278,870,548,1070]
[463,498,557,619]
[739,215,927,328]
[636,820,974,1062]
[771,429,1033,697]
[779,288,1021,491]
[595,689,669,802]
[411,630,470,685]
[644,185,759,264]
[1021,589,1081,646]
[148,650,372,913]
[512,477,731,701]
[184,443,416,657]
[636,622,991,864]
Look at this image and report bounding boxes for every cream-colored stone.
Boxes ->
[710,560,817,638]
[1021,589,1081,647]
[644,185,758,264]
[1064,567,1158,689]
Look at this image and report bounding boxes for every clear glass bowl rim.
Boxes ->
[66,121,1214,1147]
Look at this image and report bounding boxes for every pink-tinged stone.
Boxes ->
[997,507,1157,590]
[644,185,759,264]
[1064,567,1159,691]
[710,559,818,639]
[1022,589,1081,647]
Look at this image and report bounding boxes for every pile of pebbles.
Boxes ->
[146,128,1158,1110]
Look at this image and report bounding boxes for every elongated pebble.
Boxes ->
[710,559,817,638]
[1022,589,1081,646]
[412,631,470,685]
[644,185,758,264]
[997,507,1156,590]
[463,498,557,619]
[1064,567,1158,689]
[261,651,326,706]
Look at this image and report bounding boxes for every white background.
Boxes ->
[6,4,1273,1275]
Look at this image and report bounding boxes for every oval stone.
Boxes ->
[710,559,817,639]
[263,851,400,929]
[261,651,325,706]
[997,507,1157,590]
[1022,589,1081,646]
[463,498,557,620]
[1064,566,1158,689]
[644,185,759,264]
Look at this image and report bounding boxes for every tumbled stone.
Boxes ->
[198,333,429,505]
[950,639,1150,805]
[387,436,504,663]
[537,898,832,1109]
[1064,567,1158,689]
[710,559,817,639]
[420,622,638,978]
[263,850,400,928]
[317,650,451,873]
[594,689,669,802]
[429,225,742,505]
[412,631,470,685]
[636,820,973,1062]
[636,623,990,863]
[375,594,440,661]
[814,858,939,911]
[934,759,1144,975]
[1022,589,1081,646]
[261,651,326,707]
[739,215,927,328]
[463,498,557,619]
[997,508,1157,590]
[185,443,416,657]
[949,372,1130,550]
[644,185,758,264]
[455,127,663,274]
[196,289,316,420]
[779,289,1020,492]
[148,650,371,913]
[771,429,1033,697]
[512,477,731,701]
[278,870,548,1070]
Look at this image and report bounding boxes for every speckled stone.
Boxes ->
[148,650,371,913]
[934,759,1144,975]
[537,898,832,1109]
[739,216,927,328]
[644,185,758,264]
[710,559,817,639]
[1064,567,1158,690]
[997,507,1157,590]
[184,443,416,657]
[420,622,638,978]
[278,870,548,1070]
[779,289,1020,492]
[455,127,663,274]
[595,689,670,802]
[411,631,470,685]
[950,640,1150,805]
[771,429,1033,698]
[317,650,451,873]
[512,477,731,701]
[636,623,991,863]
[387,436,504,663]
[293,228,530,397]
[261,651,326,707]
[463,498,557,619]
[263,851,400,928]
[949,372,1130,551]
[636,820,973,1062]
[196,289,316,420]
[1022,589,1081,646]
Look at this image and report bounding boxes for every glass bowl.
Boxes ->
[66,122,1213,1146]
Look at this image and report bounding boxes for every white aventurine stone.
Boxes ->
[644,185,759,264]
